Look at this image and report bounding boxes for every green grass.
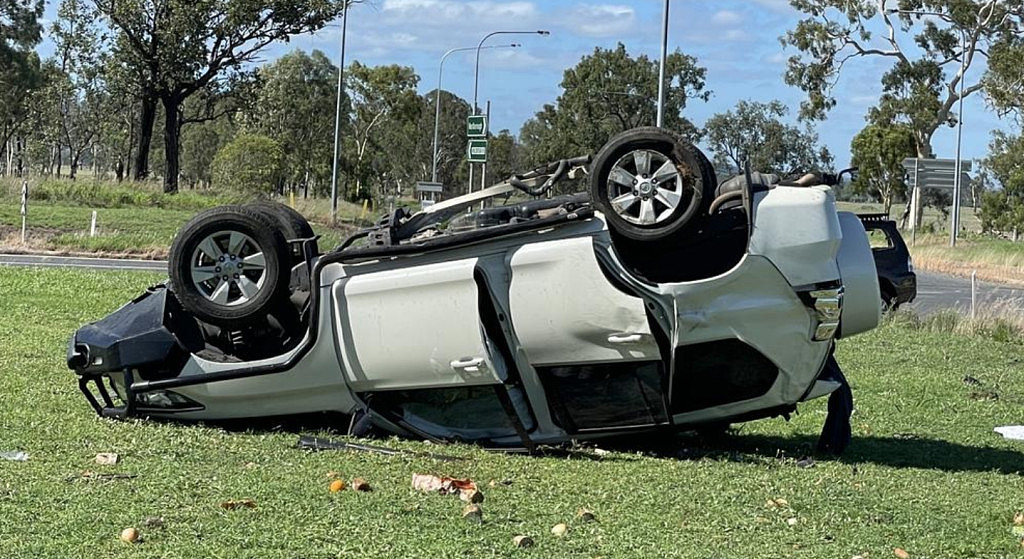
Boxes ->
[2,267,1024,557]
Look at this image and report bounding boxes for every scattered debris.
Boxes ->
[219,499,257,510]
[551,523,568,537]
[141,517,164,529]
[894,547,910,559]
[119,527,140,543]
[352,478,371,492]
[576,509,596,523]
[786,517,799,526]
[512,535,534,548]
[796,456,816,469]
[892,433,921,440]
[1014,511,1024,526]
[462,504,483,524]
[962,375,982,386]
[995,426,1024,441]
[412,474,483,503]
[593,448,611,456]
[0,451,28,462]
[326,471,341,479]
[95,453,119,465]
[766,498,790,509]
[329,480,346,493]
[969,390,999,401]
[297,436,460,461]
[488,479,513,488]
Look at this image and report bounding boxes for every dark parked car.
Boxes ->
[858,213,916,310]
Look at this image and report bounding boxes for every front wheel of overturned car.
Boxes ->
[169,205,290,328]
[589,127,716,242]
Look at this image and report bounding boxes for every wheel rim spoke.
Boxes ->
[652,159,677,182]
[191,265,219,283]
[236,276,258,301]
[242,252,266,270]
[638,199,656,225]
[608,166,635,189]
[655,186,682,211]
[227,232,246,255]
[198,237,223,261]
[210,281,231,305]
[611,192,640,214]
[633,150,651,176]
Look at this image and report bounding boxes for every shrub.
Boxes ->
[211,134,286,196]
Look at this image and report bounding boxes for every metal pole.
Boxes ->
[951,28,966,248]
[481,100,490,191]
[330,6,349,225]
[656,0,669,128]
[432,45,516,184]
[470,30,548,194]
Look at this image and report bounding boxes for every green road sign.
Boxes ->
[467,139,487,163]
[467,115,487,138]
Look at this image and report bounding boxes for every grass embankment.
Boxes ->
[2,267,1024,557]
[0,178,372,258]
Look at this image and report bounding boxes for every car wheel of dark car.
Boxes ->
[250,201,318,264]
[589,127,715,241]
[168,205,290,327]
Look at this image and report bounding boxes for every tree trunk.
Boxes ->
[56,144,63,178]
[161,95,182,194]
[134,95,157,181]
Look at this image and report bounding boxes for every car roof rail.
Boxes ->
[856,213,891,222]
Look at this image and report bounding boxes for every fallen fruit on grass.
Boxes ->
[462,504,483,524]
[512,535,534,548]
[352,478,371,492]
[576,509,596,523]
[119,527,139,543]
[894,547,910,559]
[329,480,346,493]
[1014,512,1024,526]
[551,523,568,537]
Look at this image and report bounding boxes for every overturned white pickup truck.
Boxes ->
[68,127,878,453]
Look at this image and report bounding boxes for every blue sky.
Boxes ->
[42,0,1016,169]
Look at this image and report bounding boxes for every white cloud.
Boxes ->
[561,4,636,37]
[711,10,742,26]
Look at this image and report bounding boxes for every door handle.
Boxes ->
[450,357,485,370]
[607,333,643,344]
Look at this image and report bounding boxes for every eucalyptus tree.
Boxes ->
[781,0,1024,158]
[90,0,350,192]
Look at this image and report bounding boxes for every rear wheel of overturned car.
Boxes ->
[169,205,290,327]
[590,127,716,241]
[249,201,318,264]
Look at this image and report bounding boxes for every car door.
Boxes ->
[335,257,504,392]
[506,236,669,431]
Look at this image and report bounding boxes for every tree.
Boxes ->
[979,131,1024,235]
[211,133,284,196]
[90,0,348,192]
[703,100,833,176]
[984,30,1024,122]
[423,89,471,192]
[0,0,44,175]
[849,123,917,215]
[343,61,420,201]
[519,43,709,165]
[254,49,340,197]
[486,130,521,185]
[781,0,1024,158]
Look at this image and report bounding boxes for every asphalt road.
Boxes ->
[2,254,1022,316]
[907,270,1024,315]
[0,253,166,272]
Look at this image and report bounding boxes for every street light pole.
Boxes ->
[656,0,669,128]
[469,29,549,193]
[329,6,349,225]
[431,44,518,184]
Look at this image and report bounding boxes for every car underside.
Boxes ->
[67,127,880,452]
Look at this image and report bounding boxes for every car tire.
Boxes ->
[168,205,291,328]
[250,201,318,263]
[590,127,716,241]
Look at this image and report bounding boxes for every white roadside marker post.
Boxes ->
[20,180,27,244]
[971,270,977,320]
[90,211,97,237]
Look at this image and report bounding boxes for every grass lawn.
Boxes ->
[2,267,1024,558]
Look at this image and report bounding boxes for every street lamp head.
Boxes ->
[510,43,521,47]
[537,30,551,35]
